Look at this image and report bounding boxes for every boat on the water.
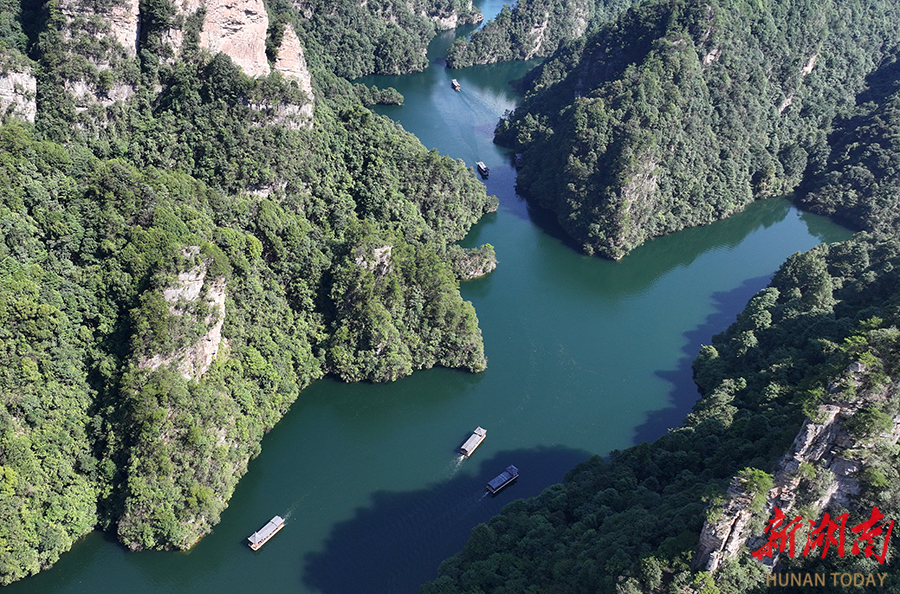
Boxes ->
[248,516,284,550]
[476,161,489,177]
[460,427,487,456]
[451,79,461,90]
[486,465,518,494]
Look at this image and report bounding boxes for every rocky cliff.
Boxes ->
[139,247,227,381]
[58,0,140,59]
[695,375,900,573]
[0,67,36,122]
[56,0,272,79]
[163,0,270,77]
[269,23,314,126]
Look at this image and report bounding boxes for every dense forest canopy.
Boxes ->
[0,0,498,584]
[797,54,900,236]
[4,0,900,589]
[445,0,638,68]
[423,1,900,590]
[271,0,482,79]
[494,0,900,259]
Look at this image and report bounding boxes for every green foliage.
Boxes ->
[447,0,643,69]
[273,0,481,79]
[425,233,900,593]
[446,0,631,68]
[352,82,404,106]
[737,467,773,513]
[495,0,900,258]
[845,406,893,439]
[0,0,498,575]
[797,53,900,234]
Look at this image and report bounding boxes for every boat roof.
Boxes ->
[248,516,284,544]
[487,466,518,489]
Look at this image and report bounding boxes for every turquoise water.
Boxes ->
[10,5,853,594]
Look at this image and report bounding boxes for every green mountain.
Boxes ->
[445,0,631,68]
[495,0,900,259]
[797,54,900,235]
[0,0,495,584]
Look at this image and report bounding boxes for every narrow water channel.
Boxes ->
[10,5,852,594]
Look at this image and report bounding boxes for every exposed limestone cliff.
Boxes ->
[424,0,482,29]
[65,79,135,111]
[58,0,140,58]
[54,0,139,107]
[0,67,36,122]
[140,247,227,381]
[164,0,270,77]
[270,23,314,126]
[695,377,900,574]
[199,0,270,77]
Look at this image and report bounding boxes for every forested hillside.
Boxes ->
[274,0,482,79]
[445,0,634,68]
[797,54,900,235]
[494,0,900,259]
[423,231,900,594]
[0,0,496,584]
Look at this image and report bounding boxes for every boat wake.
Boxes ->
[446,454,466,476]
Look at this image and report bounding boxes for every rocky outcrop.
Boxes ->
[427,0,483,29]
[140,247,227,380]
[447,244,498,280]
[200,0,270,77]
[164,0,270,77]
[54,0,138,108]
[0,68,36,122]
[695,478,759,574]
[58,0,140,58]
[355,245,393,277]
[66,80,135,111]
[696,380,900,574]
[271,23,314,125]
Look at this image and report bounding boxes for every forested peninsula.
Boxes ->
[446,0,606,68]
[0,0,496,584]
[494,0,900,258]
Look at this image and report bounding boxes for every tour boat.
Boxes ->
[487,465,518,494]
[248,516,284,550]
[460,427,487,456]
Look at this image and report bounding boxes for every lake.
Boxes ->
[10,3,852,593]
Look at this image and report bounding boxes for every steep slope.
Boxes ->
[445,0,633,68]
[495,0,900,259]
[797,53,900,235]
[282,0,482,79]
[0,0,498,583]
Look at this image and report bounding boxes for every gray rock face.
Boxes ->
[58,0,140,58]
[695,389,900,574]
[0,68,36,122]
[140,247,227,380]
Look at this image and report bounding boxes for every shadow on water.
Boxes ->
[302,446,590,594]
[521,198,795,304]
[632,275,774,445]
